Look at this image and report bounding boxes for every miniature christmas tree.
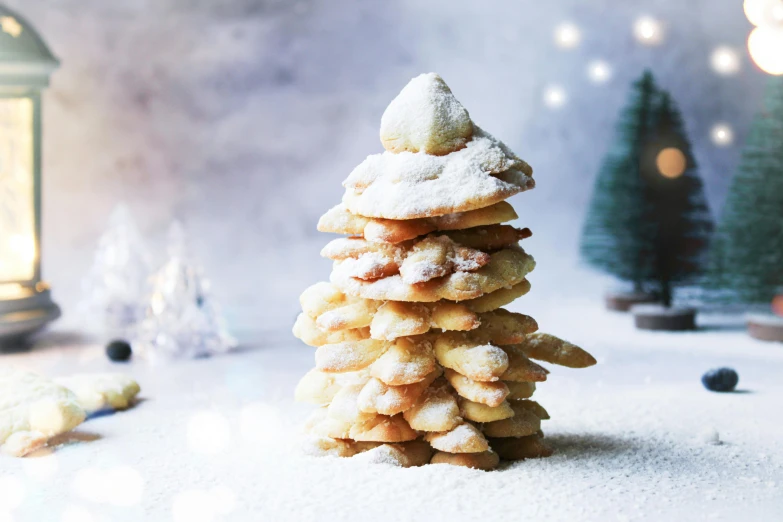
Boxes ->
[706,77,783,306]
[642,92,713,307]
[293,73,596,469]
[580,70,660,303]
[134,223,236,362]
[581,71,713,322]
[79,205,152,338]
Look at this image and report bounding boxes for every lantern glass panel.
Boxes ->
[0,96,36,284]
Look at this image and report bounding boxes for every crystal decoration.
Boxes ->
[134,222,236,362]
[78,205,152,338]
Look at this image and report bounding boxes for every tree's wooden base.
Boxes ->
[746,314,783,342]
[605,292,658,312]
[632,305,696,331]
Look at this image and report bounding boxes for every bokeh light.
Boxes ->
[710,123,734,146]
[745,0,768,26]
[543,85,567,109]
[72,467,107,504]
[61,505,95,522]
[71,466,144,506]
[748,27,783,75]
[634,16,664,45]
[772,294,783,317]
[105,466,145,507]
[0,476,25,512]
[172,487,237,522]
[656,148,687,178]
[187,410,231,455]
[587,60,613,84]
[210,486,238,516]
[239,402,283,444]
[744,0,783,27]
[710,46,741,75]
[554,22,581,49]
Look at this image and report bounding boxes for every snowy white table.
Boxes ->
[2,299,782,522]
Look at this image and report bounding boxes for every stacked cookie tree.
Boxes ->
[294,73,596,470]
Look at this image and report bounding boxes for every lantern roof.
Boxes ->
[0,5,59,88]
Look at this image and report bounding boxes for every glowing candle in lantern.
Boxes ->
[0,5,60,345]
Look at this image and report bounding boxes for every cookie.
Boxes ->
[352,439,433,467]
[430,449,499,470]
[294,72,597,469]
[295,370,342,405]
[55,373,140,414]
[1,368,86,457]
[379,72,473,156]
[315,339,389,373]
[402,380,461,432]
[481,401,543,438]
[488,433,553,461]
[331,248,536,303]
[499,345,550,382]
[369,336,437,386]
[466,309,539,346]
[434,333,509,382]
[444,368,509,407]
[349,413,418,442]
[357,369,440,416]
[317,201,518,244]
[441,225,532,251]
[295,283,481,343]
[322,235,490,284]
[425,422,489,453]
[458,397,515,423]
[516,333,597,368]
[344,122,533,220]
[463,280,532,313]
[293,313,370,347]
[504,381,536,401]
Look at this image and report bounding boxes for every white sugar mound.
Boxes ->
[380,72,473,156]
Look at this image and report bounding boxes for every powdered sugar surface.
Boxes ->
[3,301,783,521]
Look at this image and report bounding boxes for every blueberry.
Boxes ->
[106,339,132,362]
[701,368,738,392]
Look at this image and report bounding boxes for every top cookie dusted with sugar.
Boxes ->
[380,73,473,156]
[343,73,534,220]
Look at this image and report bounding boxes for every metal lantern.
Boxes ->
[0,5,60,346]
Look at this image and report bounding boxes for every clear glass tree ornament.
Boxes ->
[134,222,237,363]
[78,205,152,339]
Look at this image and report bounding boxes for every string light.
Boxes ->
[710,123,734,146]
[748,27,783,75]
[587,60,613,84]
[744,0,783,28]
[710,47,741,75]
[554,22,581,49]
[543,85,567,109]
[656,148,687,178]
[634,16,664,45]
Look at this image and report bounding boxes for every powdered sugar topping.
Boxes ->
[380,73,473,156]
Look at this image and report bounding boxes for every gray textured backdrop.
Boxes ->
[5,0,766,334]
